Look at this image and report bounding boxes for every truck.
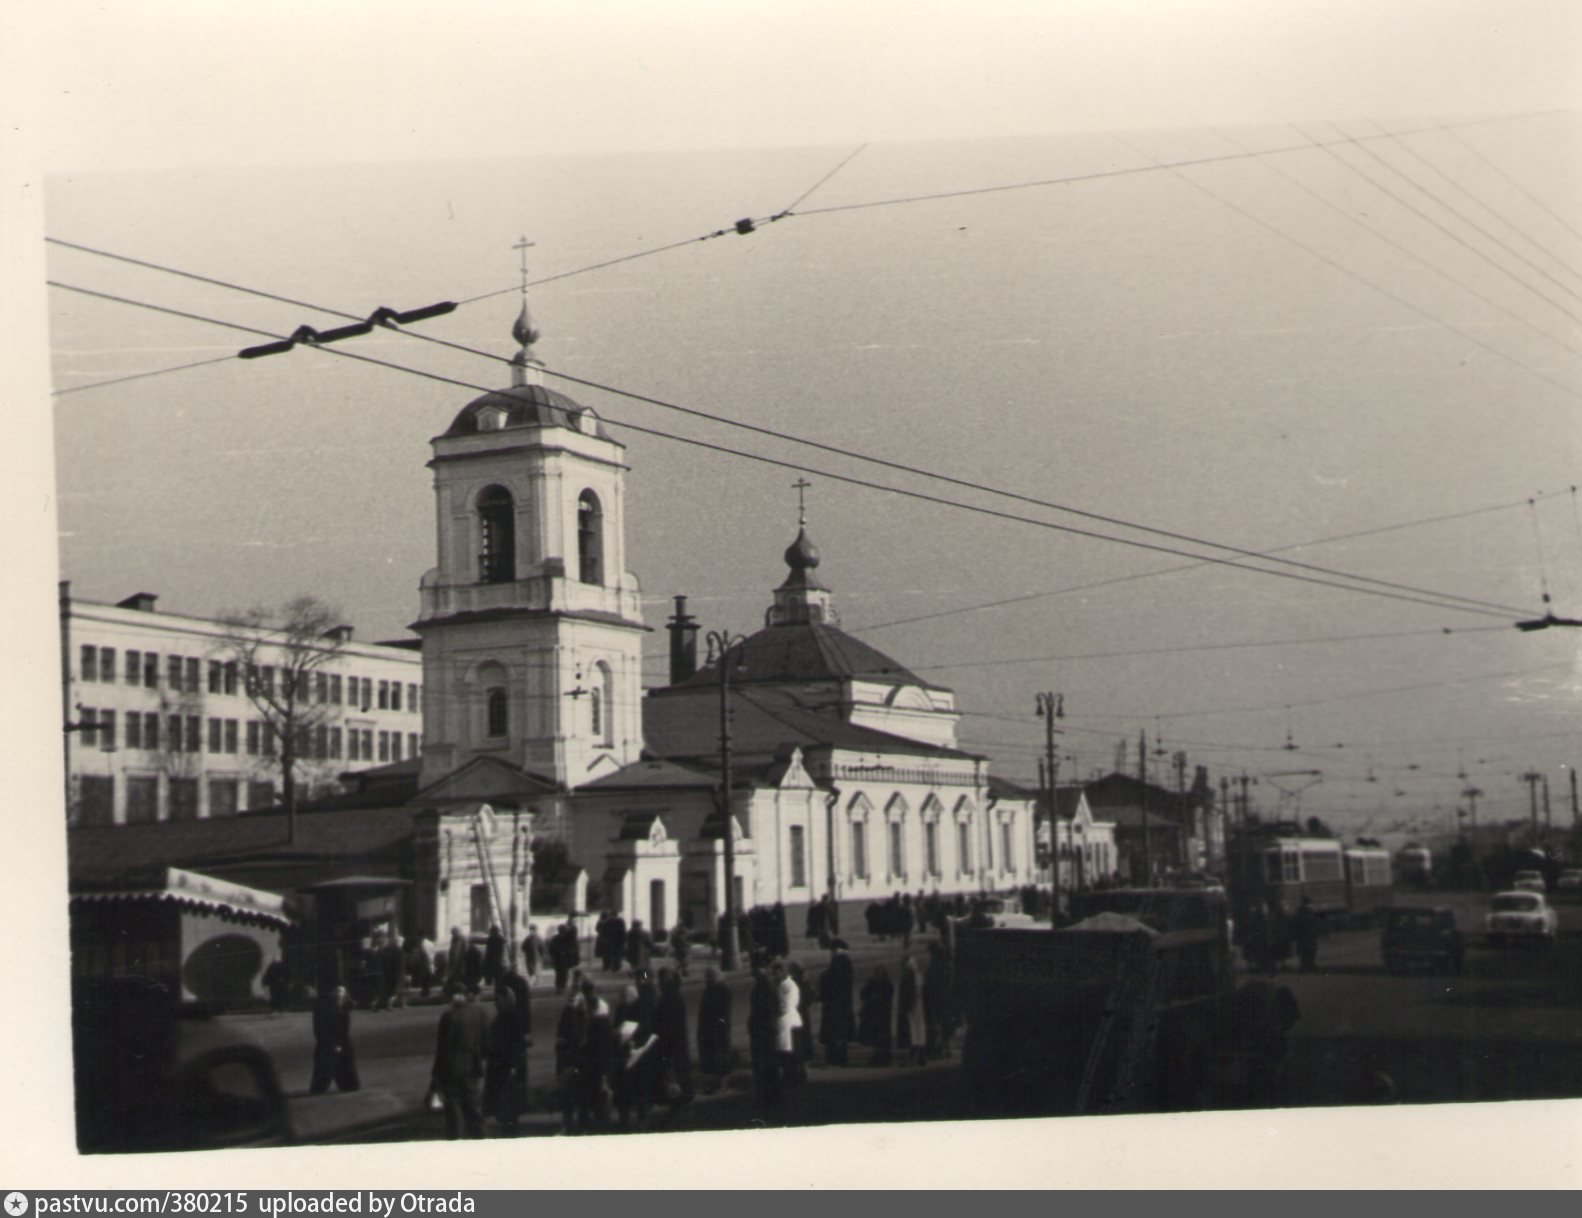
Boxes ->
[954,888,1299,1116]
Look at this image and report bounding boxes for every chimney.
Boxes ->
[116,592,158,612]
[667,595,699,685]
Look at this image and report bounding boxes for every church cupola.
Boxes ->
[766,479,838,627]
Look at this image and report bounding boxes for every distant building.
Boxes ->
[59,585,423,826]
[988,778,1119,890]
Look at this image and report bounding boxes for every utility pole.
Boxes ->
[1543,774,1553,844]
[1138,730,1152,886]
[1037,692,1063,925]
[707,629,748,971]
[1218,775,1231,870]
[1572,767,1579,829]
[1173,749,1189,870]
[1521,769,1543,844]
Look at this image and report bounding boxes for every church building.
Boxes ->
[405,289,1039,934]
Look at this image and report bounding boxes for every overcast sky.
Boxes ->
[6,0,1582,1185]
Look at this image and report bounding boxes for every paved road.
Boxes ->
[223,889,1582,1137]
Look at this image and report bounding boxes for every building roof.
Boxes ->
[581,756,721,792]
[1101,807,1185,833]
[659,621,939,692]
[987,777,1091,820]
[69,865,292,928]
[643,683,981,770]
[68,805,424,884]
[440,384,610,441]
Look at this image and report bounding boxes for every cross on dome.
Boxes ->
[509,235,543,388]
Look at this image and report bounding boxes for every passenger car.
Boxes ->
[1555,869,1581,894]
[1512,870,1547,893]
[1485,891,1559,947]
[1380,906,1464,974]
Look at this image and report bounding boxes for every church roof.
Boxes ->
[643,683,981,767]
[581,757,721,792]
[659,621,940,692]
[440,384,609,440]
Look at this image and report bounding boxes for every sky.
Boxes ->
[6,0,1582,1185]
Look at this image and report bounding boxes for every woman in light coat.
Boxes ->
[772,960,802,1093]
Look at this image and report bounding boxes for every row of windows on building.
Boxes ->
[76,708,419,764]
[76,773,277,826]
[778,819,1023,891]
[77,645,419,713]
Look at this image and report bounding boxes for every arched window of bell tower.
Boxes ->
[478,660,510,740]
[577,490,604,585]
[477,485,516,584]
[593,661,614,747]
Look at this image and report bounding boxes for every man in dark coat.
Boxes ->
[1292,897,1320,972]
[482,924,506,986]
[431,985,488,1139]
[818,943,855,1066]
[551,921,579,994]
[377,933,406,1010]
[653,967,693,1104]
[771,902,790,959]
[625,918,652,975]
[262,955,290,1014]
[483,985,527,1133]
[521,923,544,986]
[309,985,359,1093]
[747,958,778,1106]
[463,938,484,996]
[576,978,615,1131]
[697,967,733,1091]
[669,923,691,978]
[858,965,894,1066]
[607,913,627,974]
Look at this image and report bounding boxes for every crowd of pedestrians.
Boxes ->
[298,896,969,1138]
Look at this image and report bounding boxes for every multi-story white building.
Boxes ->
[60,585,424,826]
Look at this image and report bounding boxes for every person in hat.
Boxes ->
[819,940,855,1066]
[430,984,487,1139]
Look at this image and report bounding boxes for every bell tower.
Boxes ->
[414,240,645,791]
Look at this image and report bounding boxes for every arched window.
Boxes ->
[577,490,603,585]
[594,661,615,747]
[477,485,516,584]
[589,689,602,739]
[486,688,509,738]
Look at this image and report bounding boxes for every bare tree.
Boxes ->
[216,596,347,842]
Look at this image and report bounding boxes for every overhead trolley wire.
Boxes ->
[1375,124,1582,286]
[1110,132,1582,406]
[1310,121,1582,325]
[45,279,1532,624]
[1443,124,1582,247]
[1215,129,1582,362]
[50,237,1535,620]
[855,490,1565,634]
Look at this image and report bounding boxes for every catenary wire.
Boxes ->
[47,278,1535,623]
[854,490,1562,634]
[1109,132,1582,406]
[1215,129,1582,361]
[49,242,1535,619]
[1443,124,1582,246]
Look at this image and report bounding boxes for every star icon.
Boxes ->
[5,1193,29,1216]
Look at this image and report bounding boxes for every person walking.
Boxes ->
[521,923,544,986]
[787,960,814,1080]
[607,913,627,974]
[897,956,926,1065]
[858,965,894,1066]
[262,954,291,1015]
[773,959,803,1096]
[553,981,587,1134]
[624,918,653,976]
[309,985,359,1093]
[377,932,406,1010]
[446,927,468,994]
[747,957,778,1106]
[550,921,579,994]
[696,966,733,1092]
[410,936,435,999]
[483,985,528,1134]
[483,924,506,988]
[653,967,693,1106]
[818,941,855,1066]
[575,978,615,1132]
[430,984,488,1140]
[1292,896,1320,973]
[669,922,691,978]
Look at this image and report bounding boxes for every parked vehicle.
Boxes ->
[1556,869,1582,894]
[1512,870,1546,893]
[1380,906,1464,974]
[1485,891,1559,947]
[73,977,413,1153]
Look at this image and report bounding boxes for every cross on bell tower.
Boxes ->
[510,235,542,389]
[766,477,837,627]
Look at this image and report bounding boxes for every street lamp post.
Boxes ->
[708,629,748,971]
